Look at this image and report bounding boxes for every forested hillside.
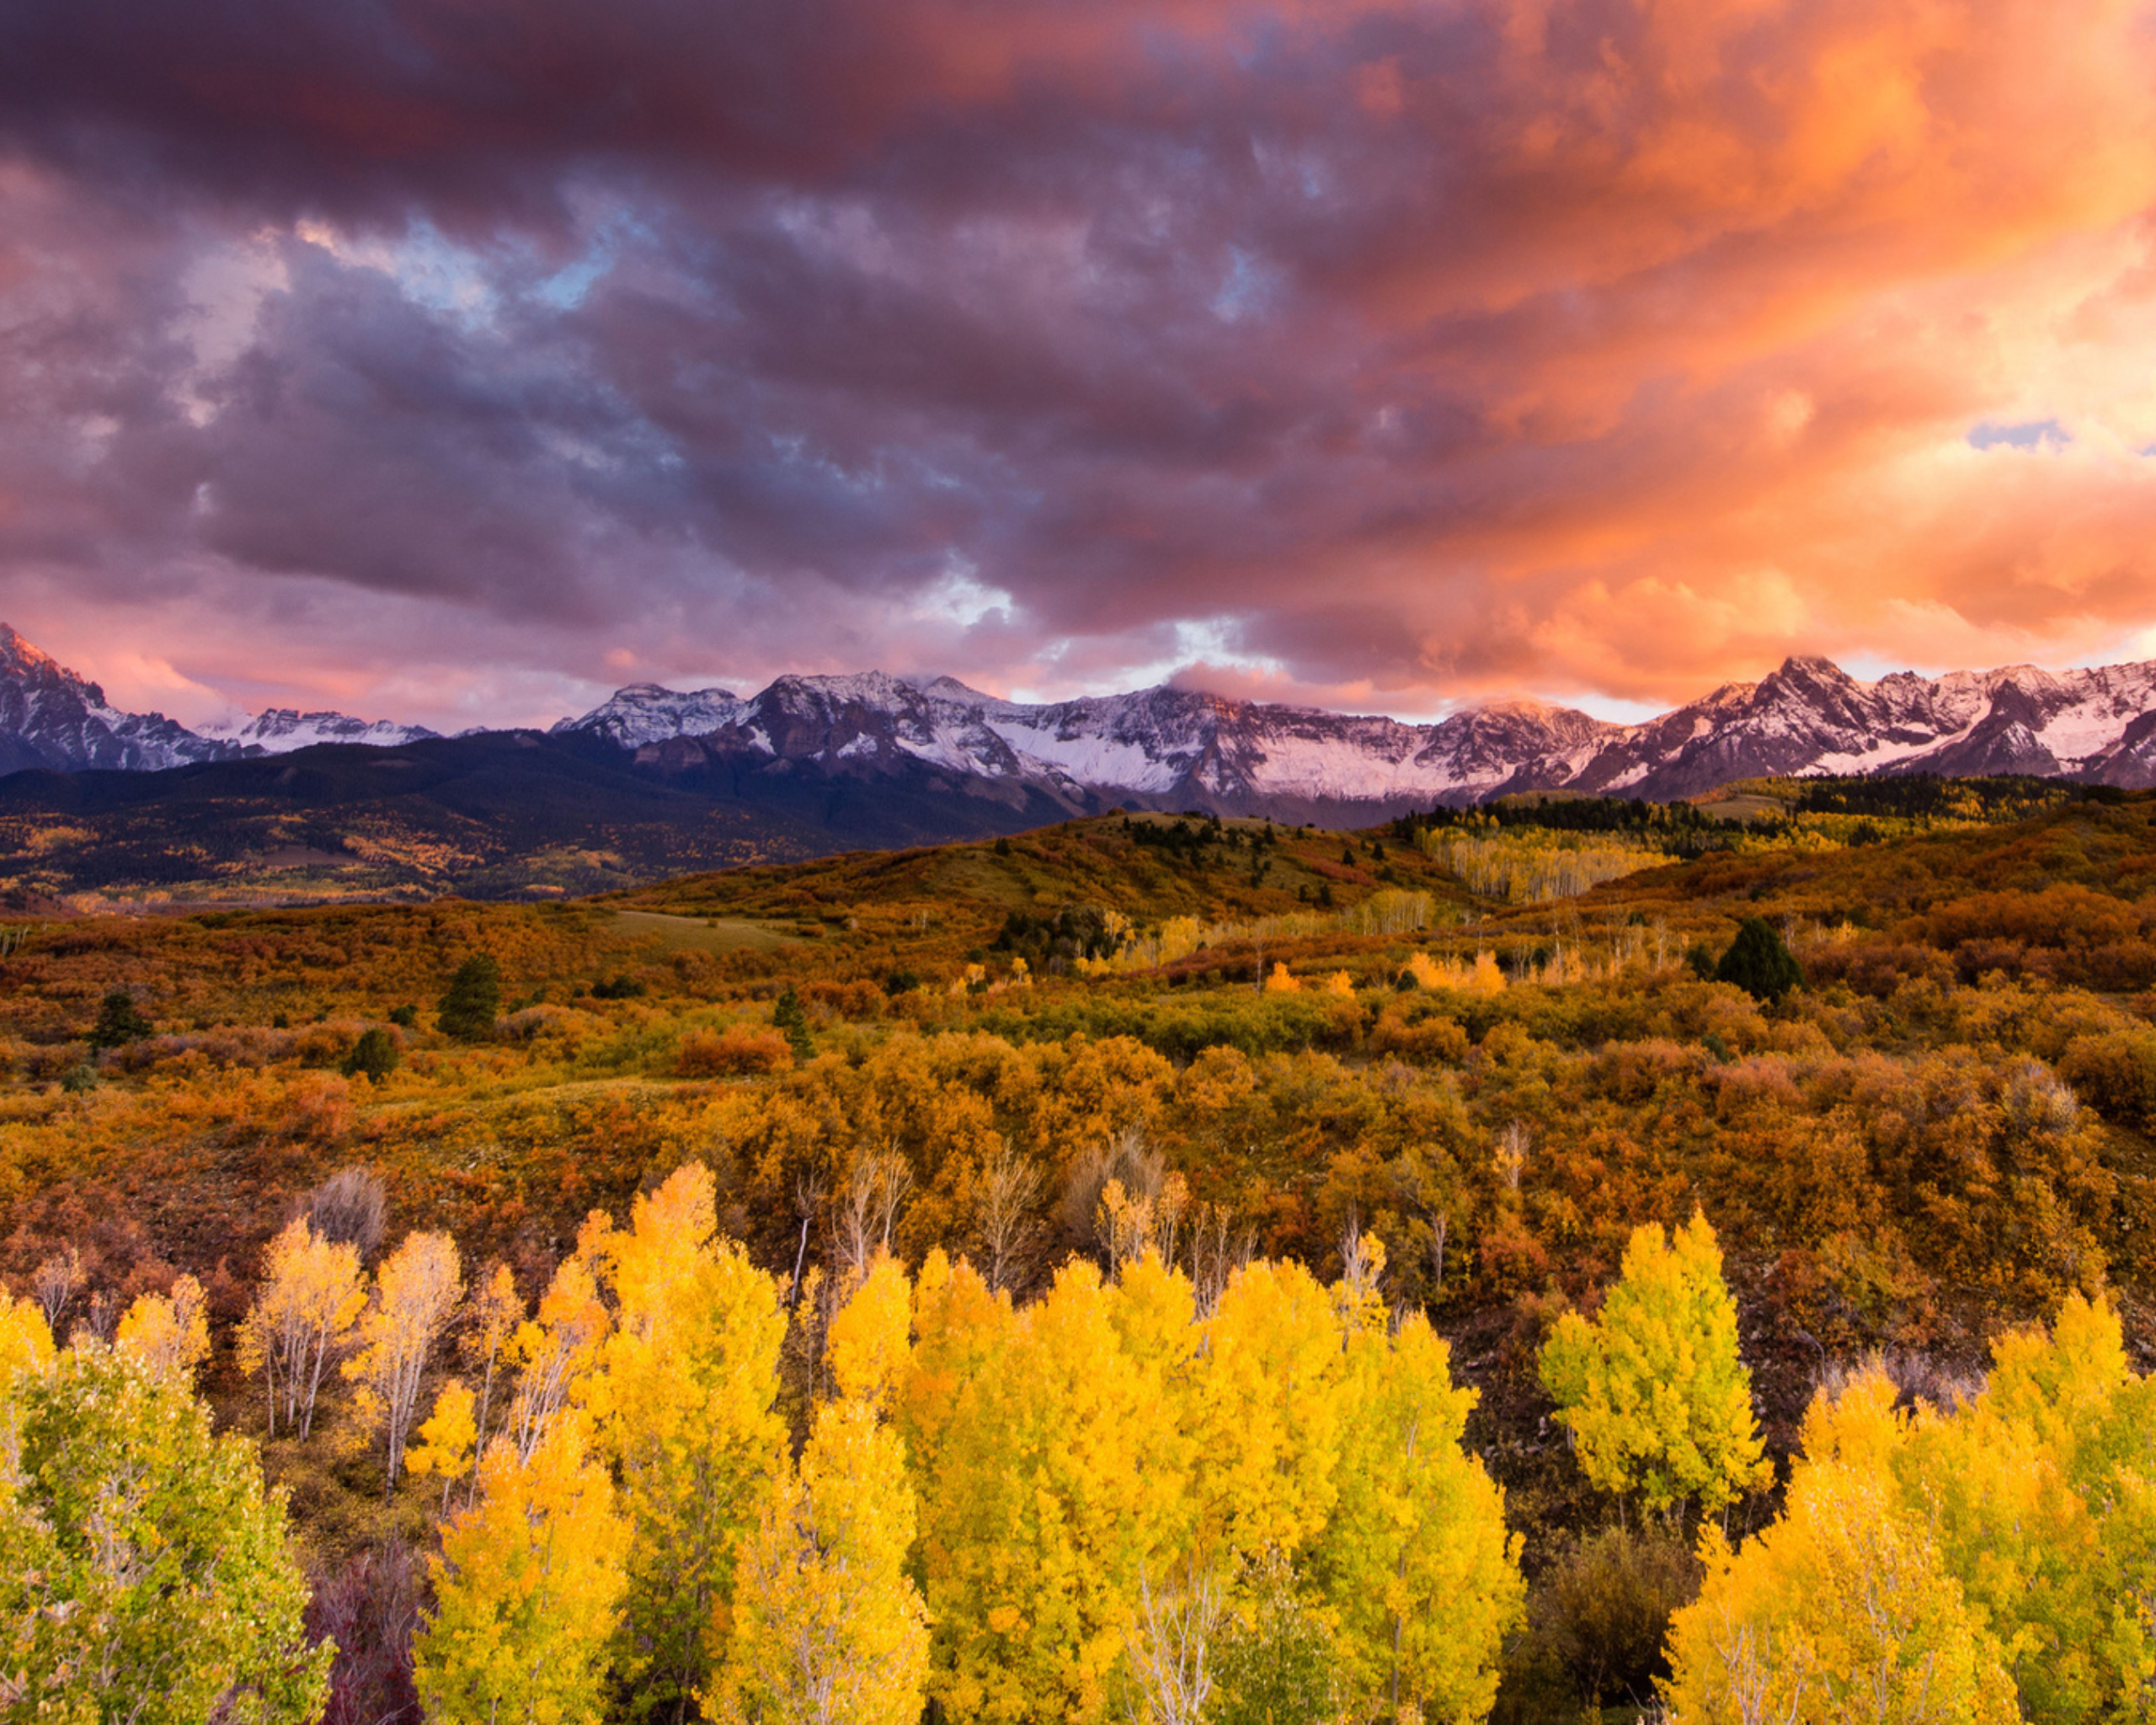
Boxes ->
[5,793,2156,1721]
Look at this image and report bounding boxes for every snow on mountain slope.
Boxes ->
[549,683,746,750]
[8,610,2156,814]
[556,671,1618,814]
[0,624,235,773]
[1553,656,2156,799]
[557,654,2156,814]
[0,624,439,774]
[199,708,440,754]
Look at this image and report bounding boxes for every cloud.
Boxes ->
[3,0,2156,727]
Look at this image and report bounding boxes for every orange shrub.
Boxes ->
[803,980,886,1019]
[675,1024,793,1078]
[1369,1010,1470,1065]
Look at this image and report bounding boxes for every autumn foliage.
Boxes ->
[3,794,2156,1717]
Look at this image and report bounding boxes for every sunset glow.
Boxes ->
[3,0,2156,726]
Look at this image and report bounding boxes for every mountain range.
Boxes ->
[543,654,2156,816]
[0,625,436,774]
[11,622,2156,816]
[1,622,2153,900]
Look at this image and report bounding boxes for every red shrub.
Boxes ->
[675,1024,793,1077]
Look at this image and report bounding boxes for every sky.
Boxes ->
[5,0,2156,732]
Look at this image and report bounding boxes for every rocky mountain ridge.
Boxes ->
[196,708,439,752]
[553,654,2156,815]
[7,621,2156,820]
[0,626,434,772]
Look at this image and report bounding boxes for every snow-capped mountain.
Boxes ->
[0,625,435,772]
[553,671,1618,820]
[549,682,744,750]
[8,611,2156,818]
[198,708,439,753]
[554,655,2156,816]
[1520,656,2156,801]
[0,624,237,774]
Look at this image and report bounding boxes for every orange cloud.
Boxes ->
[4,0,2156,720]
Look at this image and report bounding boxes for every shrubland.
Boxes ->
[3,793,2156,1719]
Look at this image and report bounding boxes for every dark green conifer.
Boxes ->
[342,1027,402,1084]
[87,990,153,1049]
[1715,916,1803,1001]
[772,985,814,1060]
[437,954,502,1041]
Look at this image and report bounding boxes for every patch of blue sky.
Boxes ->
[380,219,499,322]
[529,214,651,311]
[1967,418,2069,451]
[1212,247,1269,322]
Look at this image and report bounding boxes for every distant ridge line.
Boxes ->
[3,620,2155,813]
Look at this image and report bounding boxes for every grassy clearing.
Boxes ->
[610,910,799,953]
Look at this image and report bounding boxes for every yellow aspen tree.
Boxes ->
[1539,1210,1769,1517]
[114,1273,211,1385]
[2078,1370,2156,1709]
[415,1410,631,1725]
[237,1216,366,1438]
[345,1229,463,1491]
[827,1249,912,1409]
[1121,1562,1223,1725]
[1897,1293,2144,1722]
[408,1377,479,1514]
[897,1255,1031,1725]
[895,1252,1026,1720]
[506,1240,611,1458]
[0,1343,330,1725]
[904,1254,1195,1725]
[1193,1258,1346,1565]
[581,1163,788,1722]
[0,1289,55,1400]
[463,1258,524,1464]
[710,1397,930,1725]
[1317,1302,1524,1723]
[1662,1372,2018,1723]
[895,1249,1016,1493]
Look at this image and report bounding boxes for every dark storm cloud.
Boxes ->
[3,0,2156,726]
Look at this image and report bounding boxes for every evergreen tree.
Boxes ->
[343,1026,402,1083]
[87,987,153,1049]
[0,1343,331,1723]
[772,985,814,1061]
[1715,916,1804,1001]
[437,954,503,1041]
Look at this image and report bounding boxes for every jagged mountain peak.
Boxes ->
[1772,654,1851,679]
[553,650,2156,814]
[0,623,446,774]
[0,622,60,676]
[198,708,440,753]
[8,618,2156,820]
